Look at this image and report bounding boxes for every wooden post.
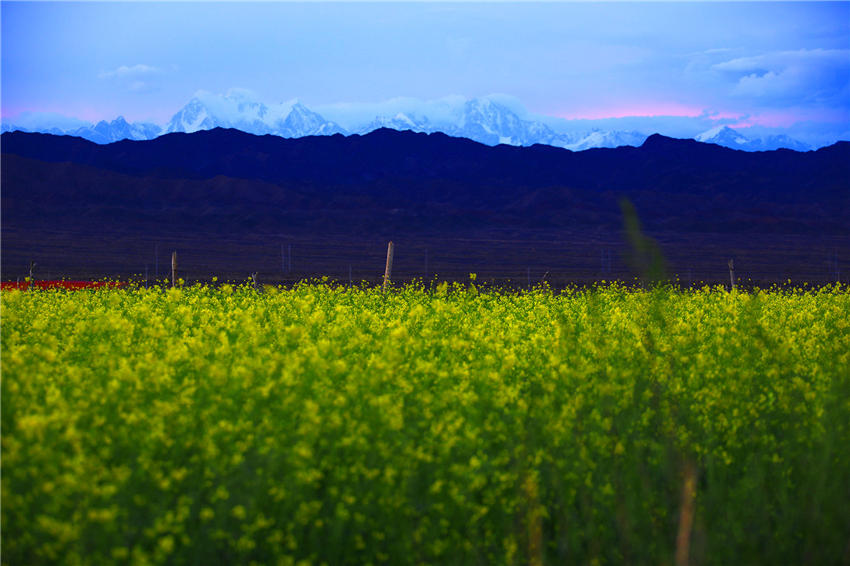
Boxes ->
[171,251,177,288]
[833,250,840,283]
[383,241,394,292]
[28,260,36,281]
[728,259,736,291]
[675,459,698,566]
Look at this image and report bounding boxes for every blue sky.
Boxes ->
[2,2,849,144]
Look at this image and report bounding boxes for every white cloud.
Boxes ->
[2,111,90,131]
[99,64,161,79]
[314,95,470,130]
[712,49,850,104]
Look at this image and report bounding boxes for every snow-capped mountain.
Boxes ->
[450,97,551,146]
[352,98,646,150]
[70,116,161,144]
[757,134,812,152]
[696,126,810,152]
[560,130,649,151]
[1,123,70,136]
[163,91,346,137]
[696,125,751,149]
[2,93,818,152]
[280,102,347,137]
[354,98,554,146]
[1,111,89,135]
[359,112,433,134]
[2,115,160,143]
[164,97,225,134]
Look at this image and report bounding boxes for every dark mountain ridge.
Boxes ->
[2,128,848,282]
[3,128,848,195]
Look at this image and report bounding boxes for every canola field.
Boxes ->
[2,281,849,565]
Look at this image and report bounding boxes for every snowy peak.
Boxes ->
[279,102,346,137]
[695,126,810,152]
[164,97,219,134]
[67,116,161,144]
[695,126,751,148]
[454,98,532,145]
[353,96,571,148]
[164,92,275,135]
[562,130,649,151]
[0,93,816,151]
[360,112,431,134]
[163,93,345,138]
[757,134,812,152]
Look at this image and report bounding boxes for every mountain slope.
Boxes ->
[3,129,847,282]
[3,129,847,212]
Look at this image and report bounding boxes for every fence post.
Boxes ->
[383,241,394,292]
[171,251,178,288]
[675,459,698,566]
[728,259,736,291]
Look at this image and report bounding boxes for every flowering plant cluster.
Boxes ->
[2,281,848,565]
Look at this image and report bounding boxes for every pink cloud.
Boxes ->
[554,102,849,129]
[557,102,705,120]
[2,104,106,123]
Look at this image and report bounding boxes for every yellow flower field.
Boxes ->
[2,281,848,565]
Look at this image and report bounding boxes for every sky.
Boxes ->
[2,2,849,145]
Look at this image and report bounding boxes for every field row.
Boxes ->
[2,282,849,565]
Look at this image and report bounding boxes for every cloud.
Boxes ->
[98,64,161,79]
[712,49,850,105]
[1,111,90,131]
[99,64,166,94]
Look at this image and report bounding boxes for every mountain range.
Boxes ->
[695,125,812,152]
[3,128,845,231]
[2,92,813,152]
[2,128,847,282]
